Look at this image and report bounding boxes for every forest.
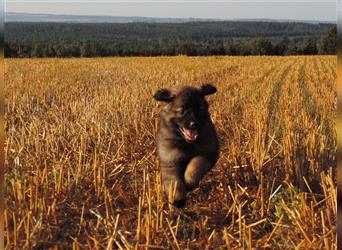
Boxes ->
[5,21,336,57]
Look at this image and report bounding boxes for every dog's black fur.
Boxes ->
[154,84,219,207]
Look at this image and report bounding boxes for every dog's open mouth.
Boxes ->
[179,127,198,142]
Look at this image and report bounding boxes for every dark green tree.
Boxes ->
[322,26,336,54]
[302,39,318,55]
[253,38,274,55]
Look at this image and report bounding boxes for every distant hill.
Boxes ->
[5,12,336,24]
[5,12,219,23]
[4,21,336,57]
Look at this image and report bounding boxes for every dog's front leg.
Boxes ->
[184,156,213,191]
[160,166,186,207]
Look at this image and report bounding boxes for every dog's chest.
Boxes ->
[158,139,212,162]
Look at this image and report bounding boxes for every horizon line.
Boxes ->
[5,11,337,23]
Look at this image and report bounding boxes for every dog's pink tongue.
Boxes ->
[184,129,198,141]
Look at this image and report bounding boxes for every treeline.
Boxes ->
[5,21,336,57]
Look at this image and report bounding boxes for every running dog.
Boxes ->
[153,84,219,207]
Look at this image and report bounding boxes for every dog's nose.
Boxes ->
[189,121,197,129]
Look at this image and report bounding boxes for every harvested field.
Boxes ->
[5,56,337,249]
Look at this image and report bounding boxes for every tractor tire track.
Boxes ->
[298,59,318,120]
[297,58,336,170]
[263,62,294,148]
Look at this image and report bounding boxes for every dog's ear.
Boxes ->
[153,89,174,102]
[199,84,217,96]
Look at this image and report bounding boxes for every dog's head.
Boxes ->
[153,84,217,143]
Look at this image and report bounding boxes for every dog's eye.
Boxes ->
[177,108,185,115]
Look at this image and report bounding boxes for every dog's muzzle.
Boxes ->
[179,126,198,142]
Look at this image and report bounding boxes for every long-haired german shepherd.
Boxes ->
[153,84,219,207]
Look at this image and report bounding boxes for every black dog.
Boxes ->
[153,84,219,207]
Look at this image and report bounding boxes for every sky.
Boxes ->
[5,1,337,22]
